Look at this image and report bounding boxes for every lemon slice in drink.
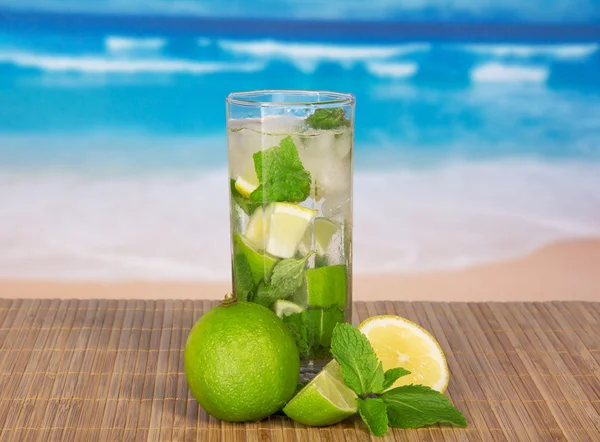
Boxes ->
[359,316,449,392]
[272,300,304,318]
[283,361,357,426]
[298,217,341,256]
[265,203,317,258]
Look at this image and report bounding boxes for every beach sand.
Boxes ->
[0,238,598,301]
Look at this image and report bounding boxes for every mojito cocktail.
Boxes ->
[227,90,354,370]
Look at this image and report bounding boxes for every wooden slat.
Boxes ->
[0,299,598,441]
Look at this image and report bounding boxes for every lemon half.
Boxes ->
[359,315,449,392]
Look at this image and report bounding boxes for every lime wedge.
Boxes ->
[298,217,341,256]
[232,232,277,285]
[306,265,347,308]
[273,300,304,318]
[283,360,357,426]
[234,162,260,199]
[265,203,317,259]
[245,205,274,249]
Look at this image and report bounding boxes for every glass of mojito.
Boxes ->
[226,90,354,373]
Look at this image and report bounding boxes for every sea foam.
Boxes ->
[0,50,265,74]
[105,36,166,53]
[471,63,549,83]
[463,43,599,60]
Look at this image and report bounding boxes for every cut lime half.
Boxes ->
[283,361,357,426]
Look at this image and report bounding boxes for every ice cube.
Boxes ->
[322,194,351,219]
[228,128,260,178]
[334,129,353,159]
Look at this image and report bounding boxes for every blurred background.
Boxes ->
[1,1,599,301]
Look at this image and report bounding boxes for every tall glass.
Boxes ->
[226,90,354,373]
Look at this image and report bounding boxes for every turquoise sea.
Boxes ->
[0,7,599,280]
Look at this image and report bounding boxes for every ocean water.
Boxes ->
[1,23,599,280]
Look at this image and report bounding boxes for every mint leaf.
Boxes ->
[252,283,279,307]
[382,367,411,390]
[306,108,351,130]
[357,397,388,437]
[307,306,344,349]
[250,136,311,204]
[282,311,309,357]
[331,323,379,397]
[232,253,255,302]
[370,362,386,394]
[230,179,260,215]
[269,252,313,297]
[253,253,313,307]
[382,385,467,429]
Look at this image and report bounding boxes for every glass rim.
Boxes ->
[226,89,355,107]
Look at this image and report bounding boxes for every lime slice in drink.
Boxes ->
[245,205,274,249]
[273,300,304,318]
[265,203,317,258]
[306,265,347,308]
[233,232,277,285]
[283,360,357,426]
[298,217,341,256]
[234,165,260,199]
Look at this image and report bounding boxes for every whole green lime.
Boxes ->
[184,299,300,422]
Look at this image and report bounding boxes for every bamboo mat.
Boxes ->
[0,300,598,441]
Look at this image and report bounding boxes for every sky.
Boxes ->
[1,0,599,22]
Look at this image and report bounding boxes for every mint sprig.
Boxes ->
[358,397,389,437]
[250,136,311,204]
[382,385,467,429]
[306,108,351,130]
[330,323,467,436]
[253,252,313,308]
[330,323,380,397]
[283,306,344,358]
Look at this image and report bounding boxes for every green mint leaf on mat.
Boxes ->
[250,136,311,204]
[369,363,386,394]
[230,179,259,215]
[282,311,310,357]
[232,253,255,302]
[307,306,345,349]
[357,397,389,437]
[382,385,467,429]
[330,322,380,397]
[269,252,314,299]
[382,367,411,391]
[306,108,351,130]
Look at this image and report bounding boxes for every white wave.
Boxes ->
[471,63,549,83]
[464,43,599,60]
[366,62,418,78]
[105,36,166,53]
[0,50,264,74]
[218,39,430,63]
[1,158,599,280]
